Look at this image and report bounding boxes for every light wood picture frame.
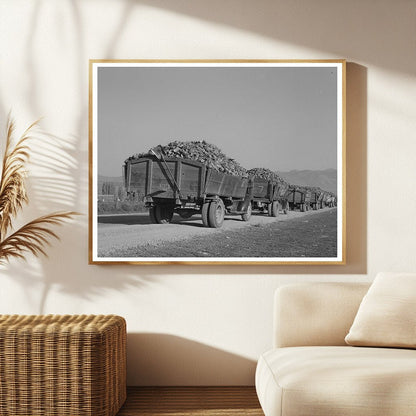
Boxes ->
[89,60,346,265]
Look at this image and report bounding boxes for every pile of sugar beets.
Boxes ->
[126,140,247,176]
[126,140,334,197]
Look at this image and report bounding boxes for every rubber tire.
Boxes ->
[201,202,211,227]
[208,199,225,228]
[282,201,289,214]
[149,207,158,224]
[151,204,174,224]
[269,201,279,217]
[241,203,252,222]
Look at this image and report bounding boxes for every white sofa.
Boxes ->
[255,282,416,416]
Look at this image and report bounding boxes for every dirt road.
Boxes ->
[97,208,338,258]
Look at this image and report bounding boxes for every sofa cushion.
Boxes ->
[345,272,416,348]
[256,346,416,416]
[274,283,370,348]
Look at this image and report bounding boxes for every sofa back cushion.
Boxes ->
[274,282,370,348]
[345,272,416,348]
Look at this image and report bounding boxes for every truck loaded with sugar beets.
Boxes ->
[249,177,289,217]
[247,168,290,217]
[286,185,312,212]
[309,188,325,210]
[123,145,253,228]
[122,140,336,228]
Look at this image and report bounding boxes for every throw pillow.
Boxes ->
[345,272,416,348]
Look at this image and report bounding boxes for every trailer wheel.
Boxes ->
[201,202,211,227]
[150,204,174,224]
[283,201,289,214]
[208,199,225,228]
[241,203,252,222]
[149,207,158,224]
[269,201,279,217]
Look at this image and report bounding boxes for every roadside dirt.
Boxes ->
[97,208,338,258]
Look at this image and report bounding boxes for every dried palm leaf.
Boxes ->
[0,116,79,264]
[0,117,38,238]
[0,212,78,264]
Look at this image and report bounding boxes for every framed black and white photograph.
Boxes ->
[89,60,345,265]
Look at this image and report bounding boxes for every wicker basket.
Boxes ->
[0,314,126,416]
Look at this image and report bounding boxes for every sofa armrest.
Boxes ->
[274,282,370,348]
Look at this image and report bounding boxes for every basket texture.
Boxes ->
[0,314,126,416]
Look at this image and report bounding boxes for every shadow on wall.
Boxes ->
[0,127,156,314]
[24,0,87,212]
[127,333,257,386]
[135,0,413,76]
[0,1,153,311]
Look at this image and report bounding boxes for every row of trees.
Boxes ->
[98,182,144,214]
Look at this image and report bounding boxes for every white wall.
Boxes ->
[0,0,415,385]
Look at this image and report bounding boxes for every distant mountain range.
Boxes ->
[98,168,337,194]
[278,168,337,193]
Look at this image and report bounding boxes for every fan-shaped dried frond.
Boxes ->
[0,117,39,237]
[0,211,78,264]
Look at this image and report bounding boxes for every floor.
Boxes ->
[117,386,264,416]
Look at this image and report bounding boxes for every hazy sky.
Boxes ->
[97,65,338,177]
